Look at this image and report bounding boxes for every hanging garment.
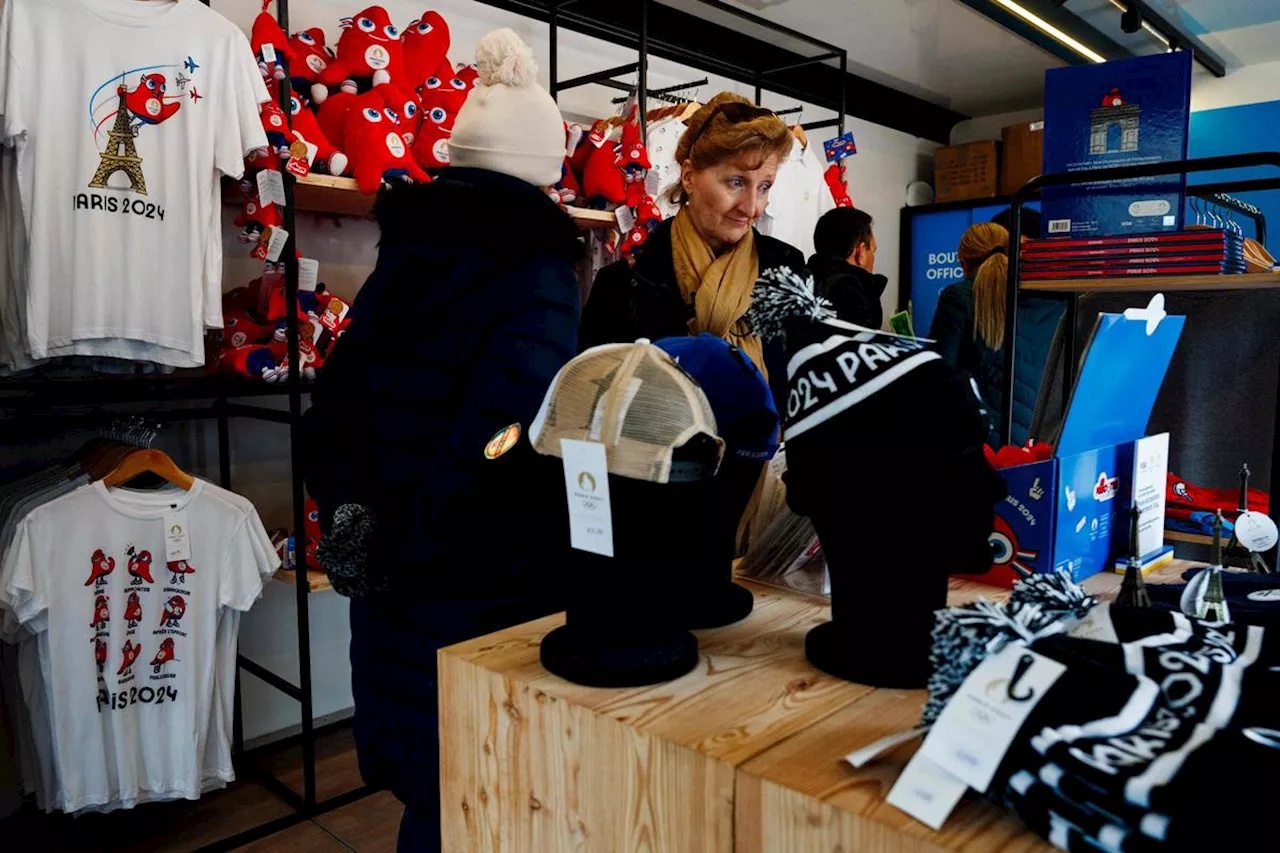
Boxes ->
[0,0,268,368]
[757,134,835,259]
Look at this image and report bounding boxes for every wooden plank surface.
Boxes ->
[1019,271,1280,293]
[439,562,1199,852]
[734,560,1196,853]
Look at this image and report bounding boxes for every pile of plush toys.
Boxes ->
[209,270,353,383]
[555,109,665,258]
[238,2,478,201]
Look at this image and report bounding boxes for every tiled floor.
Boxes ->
[3,728,403,852]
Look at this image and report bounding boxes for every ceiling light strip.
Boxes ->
[992,0,1108,64]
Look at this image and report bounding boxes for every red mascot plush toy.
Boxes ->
[401,11,450,91]
[315,90,357,151]
[616,116,652,209]
[289,28,338,106]
[289,94,349,176]
[824,163,854,208]
[250,2,295,93]
[234,179,283,244]
[371,83,420,144]
[582,135,625,207]
[411,102,454,170]
[344,96,429,193]
[418,72,469,116]
[316,6,407,97]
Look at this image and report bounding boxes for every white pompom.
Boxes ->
[473,28,538,87]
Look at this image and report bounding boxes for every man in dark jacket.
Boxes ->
[303,30,580,853]
[807,207,888,329]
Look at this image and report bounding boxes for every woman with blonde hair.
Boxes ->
[580,92,805,405]
[930,222,1065,446]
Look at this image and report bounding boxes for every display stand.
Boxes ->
[999,152,1280,543]
[438,562,1193,852]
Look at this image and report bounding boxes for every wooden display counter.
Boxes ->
[438,563,1191,852]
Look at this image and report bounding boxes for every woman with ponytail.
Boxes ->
[930,222,1065,446]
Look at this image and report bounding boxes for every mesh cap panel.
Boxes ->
[531,342,723,483]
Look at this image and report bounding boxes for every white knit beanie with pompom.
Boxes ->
[449,29,564,188]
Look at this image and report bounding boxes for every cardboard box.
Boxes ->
[1000,120,1044,196]
[934,140,999,203]
[960,299,1184,587]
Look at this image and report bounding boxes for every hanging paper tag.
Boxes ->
[298,258,320,292]
[265,226,290,262]
[845,726,928,769]
[917,645,1065,794]
[823,131,858,163]
[163,510,192,563]
[1235,511,1279,553]
[261,43,277,64]
[645,169,661,197]
[885,751,968,831]
[560,439,614,557]
[257,169,287,207]
[300,140,318,166]
[615,205,636,233]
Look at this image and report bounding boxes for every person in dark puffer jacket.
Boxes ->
[929,222,1064,448]
[302,30,579,853]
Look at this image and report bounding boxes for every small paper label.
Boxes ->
[560,439,614,558]
[286,156,310,178]
[886,751,968,831]
[1247,589,1280,603]
[163,510,191,563]
[257,169,287,206]
[265,226,290,262]
[615,205,636,233]
[918,645,1065,793]
[261,43,277,64]
[1030,121,1045,132]
[645,169,662,197]
[298,258,319,292]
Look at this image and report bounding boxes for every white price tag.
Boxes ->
[298,258,319,292]
[560,439,614,557]
[163,510,192,563]
[1030,121,1044,132]
[845,726,927,769]
[261,43,277,64]
[265,226,290,262]
[615,205,636,233]
[918,645,1065,793]
[1235,511,1278,553]
[257,169,287,207]
[301,140,318,167]
[886,751,968,831]
[645,169,661,197]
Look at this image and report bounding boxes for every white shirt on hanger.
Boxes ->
[0,0,268,367]
[758,133,835,259]
[2,479,277,812]
[646,117,687,221]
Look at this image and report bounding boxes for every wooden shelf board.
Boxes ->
[287,174,618,230]
[1165,529,1214,546]
[1020,271,1280,293]
[273,567,332,592]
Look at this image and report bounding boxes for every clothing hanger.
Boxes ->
[102,448,195,491]
[791,124,808,150]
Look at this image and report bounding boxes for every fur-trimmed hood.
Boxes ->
[372,167,582,265]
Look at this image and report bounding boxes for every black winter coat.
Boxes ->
[579,218,805,407]
[302,168,582,818]
[806,253,887,330]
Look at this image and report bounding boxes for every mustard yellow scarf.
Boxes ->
[670,210,766,379]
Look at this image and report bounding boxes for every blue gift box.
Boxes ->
[960,302,1184,586]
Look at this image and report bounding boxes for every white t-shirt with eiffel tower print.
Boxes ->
[1,479,278,812]
[0,0,267,367]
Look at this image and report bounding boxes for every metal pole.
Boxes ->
[838,51,847,136]
[549,3,558,101]
[1002,190,1026,446]
[754,75,762,108]
[275,0,316,814]
[217,398,232,490]
[638,0,649,145]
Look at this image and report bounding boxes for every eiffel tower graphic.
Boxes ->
[89,84,146,195]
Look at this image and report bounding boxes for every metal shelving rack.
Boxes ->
[540,0,848,137]
[1000,151,1280,538]
[1,1,865,848]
